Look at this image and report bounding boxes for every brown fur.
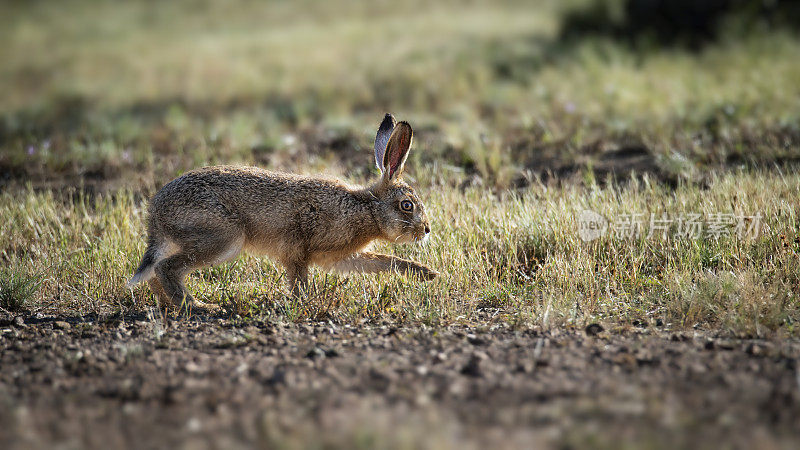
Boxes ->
[127,115,436,311]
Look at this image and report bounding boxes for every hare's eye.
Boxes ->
[400,199,414,212]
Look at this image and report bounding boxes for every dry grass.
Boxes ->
[2,170,798,336]
[1,0,799,336]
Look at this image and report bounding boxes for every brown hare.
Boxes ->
[127,114,437,312]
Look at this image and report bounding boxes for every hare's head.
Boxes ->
[370,114,431,244]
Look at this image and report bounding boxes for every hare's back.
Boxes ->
[148,165,345,231]
[149,167,261,224]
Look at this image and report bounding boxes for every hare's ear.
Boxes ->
[382,121,413,181]
[374,113,396,171]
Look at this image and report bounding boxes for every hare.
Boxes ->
[127,113,437,312]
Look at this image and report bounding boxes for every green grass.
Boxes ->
[0,266,43,312]
[2,170,798,336]
[1,0,799,336]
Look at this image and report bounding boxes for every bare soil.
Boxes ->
[1,313,798,449]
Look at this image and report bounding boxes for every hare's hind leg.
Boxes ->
[148,278,168,306]
[154,253,196,311]
[154,232,244,313]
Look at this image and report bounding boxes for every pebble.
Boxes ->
[585,323,604,337]
[467,334,487,346]
[306,347,326,359]
[460,351,488,377]
[53,321,71,331]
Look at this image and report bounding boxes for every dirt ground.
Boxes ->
[1,312,799,449]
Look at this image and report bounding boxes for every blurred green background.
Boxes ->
[2,0,799,193]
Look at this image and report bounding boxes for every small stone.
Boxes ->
[466,334,487,346]
[368,368,395,390]
[414,393,430,406]
[670,333,691,342]
[516,361,534,373]
[13,316,26,328]
[460,352,488,377]
[585,323,604,337]
[745,343,765,356]
[614,353,637,369]
[306,347,325,359]
[53,321,71,331]
[268,369,287,386]
[716,340,736,350]
[384,327,399,337]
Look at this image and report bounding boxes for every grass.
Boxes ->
[1,170,798,336]
[0,266,43,312]
[0,0,799,336]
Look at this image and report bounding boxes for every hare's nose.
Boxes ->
[424,224,431,234]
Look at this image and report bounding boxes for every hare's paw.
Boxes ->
[175,300,222,317]
[412,263,438,281]
[193,300,223,315]
[422,267,439,281]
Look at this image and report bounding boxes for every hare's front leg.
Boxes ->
[329,252,438,280]
[285,262,309,298]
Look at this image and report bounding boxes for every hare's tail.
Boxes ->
[126,241,160,288]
